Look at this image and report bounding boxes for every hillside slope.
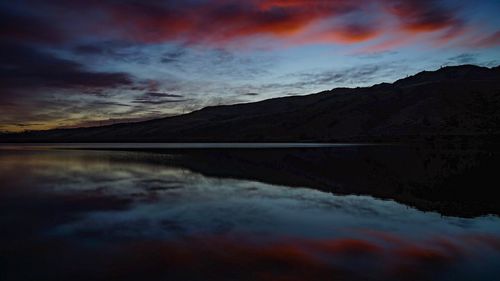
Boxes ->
[2,65,500,143]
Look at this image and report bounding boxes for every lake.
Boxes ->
[1,144,499,281]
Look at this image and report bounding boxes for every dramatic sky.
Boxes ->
[1,0,499,132]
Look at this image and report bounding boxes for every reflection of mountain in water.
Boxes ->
[1,147,500,281]
[142,146,499,217]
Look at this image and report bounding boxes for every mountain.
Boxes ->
[2,64,500,143]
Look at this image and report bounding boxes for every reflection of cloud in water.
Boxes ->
[6,150,491,242]
[3,232,500,281]
[1,149,500,281]
[53,179,500,241]
[1,149,499,240]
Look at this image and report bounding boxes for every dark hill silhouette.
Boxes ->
[2,64,500,143]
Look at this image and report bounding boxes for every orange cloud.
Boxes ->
[305,25,381,44]
[3,0,488,49]
[91,0,476,50]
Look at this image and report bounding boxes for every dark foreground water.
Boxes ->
[1,144,500,281]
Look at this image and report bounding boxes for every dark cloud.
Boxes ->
[12,123,44,127]
[73,42,132,58]
[143,92,184,98]
[90,101,131,107]
[290,63,404,88]
[447,53,478,65]
[0,42,142,131]
[129,79,167,93]
[72,40,153,64]
[132,99,188,105]
[444,53,500,68]
[61,116,162,128]
[131,92,188,105]
[160,49,187,64]
[74,45,106,55]
[0,43,134,95]
[0,4,65,44]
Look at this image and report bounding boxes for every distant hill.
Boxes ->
[2,65,500,143]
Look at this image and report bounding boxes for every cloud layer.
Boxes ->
[3,0,496,47]
[0,0,499,131]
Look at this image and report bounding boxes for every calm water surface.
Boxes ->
[1,145,499,281]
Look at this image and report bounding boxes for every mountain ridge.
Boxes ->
[2,64,500,143]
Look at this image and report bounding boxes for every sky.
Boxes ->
[1,0,499,132]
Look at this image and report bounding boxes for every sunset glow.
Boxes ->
[1,0,499,132]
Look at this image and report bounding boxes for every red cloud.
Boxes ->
[470,31,500,48]
[304,24,381,44]
[101,0,337,44]
[95,0,478,49]
[385,0,462,32]
[2,0,495,50]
